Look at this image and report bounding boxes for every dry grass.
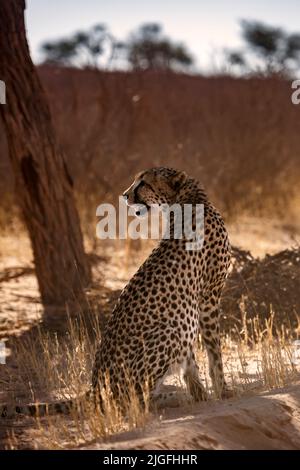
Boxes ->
[1,68,300,224]
[1,300,299,449]
[3,310,150,449]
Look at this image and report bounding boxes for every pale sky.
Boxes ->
[25,0,300,70]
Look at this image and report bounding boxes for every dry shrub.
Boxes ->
[222,246,300,335]
[1,68,300,225]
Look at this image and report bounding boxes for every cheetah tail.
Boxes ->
[0,389,94,418]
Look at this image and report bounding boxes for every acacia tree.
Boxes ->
[227,20,300,75]
[41,24,124,69]
[128,23,193,71]
[0,0,91,306]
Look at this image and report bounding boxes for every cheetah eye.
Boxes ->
[138,180,152,191]
[137,180,154,194]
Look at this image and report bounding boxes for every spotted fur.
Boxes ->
[92,167,231,404]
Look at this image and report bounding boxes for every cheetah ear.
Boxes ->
[171,171,188,191]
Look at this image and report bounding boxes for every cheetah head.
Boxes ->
[123,167,188,216]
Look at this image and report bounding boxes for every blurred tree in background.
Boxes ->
[227,20,300,75]
[41,23,124,68]
[40,22,193,72]
[127,23,193,71]
[40,19,300,76]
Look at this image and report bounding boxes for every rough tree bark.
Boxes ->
[0,0,91,306]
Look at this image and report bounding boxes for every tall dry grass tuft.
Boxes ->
[4,310,150,449]
[221,309,299,396]
[193,307,299,402]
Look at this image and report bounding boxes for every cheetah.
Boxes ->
[1,167,231,417]
[92,167,231,404]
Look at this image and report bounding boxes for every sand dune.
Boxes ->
[84,383,300,450]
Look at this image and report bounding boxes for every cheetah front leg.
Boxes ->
[183,351,208,401]
[199,304,231,399]
[151,354,207,408]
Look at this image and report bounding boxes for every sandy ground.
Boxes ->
[82,383,300,450]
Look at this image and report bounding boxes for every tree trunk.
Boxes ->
[0,0,91,306]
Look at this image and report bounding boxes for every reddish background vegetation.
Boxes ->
[1,66,299,221]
